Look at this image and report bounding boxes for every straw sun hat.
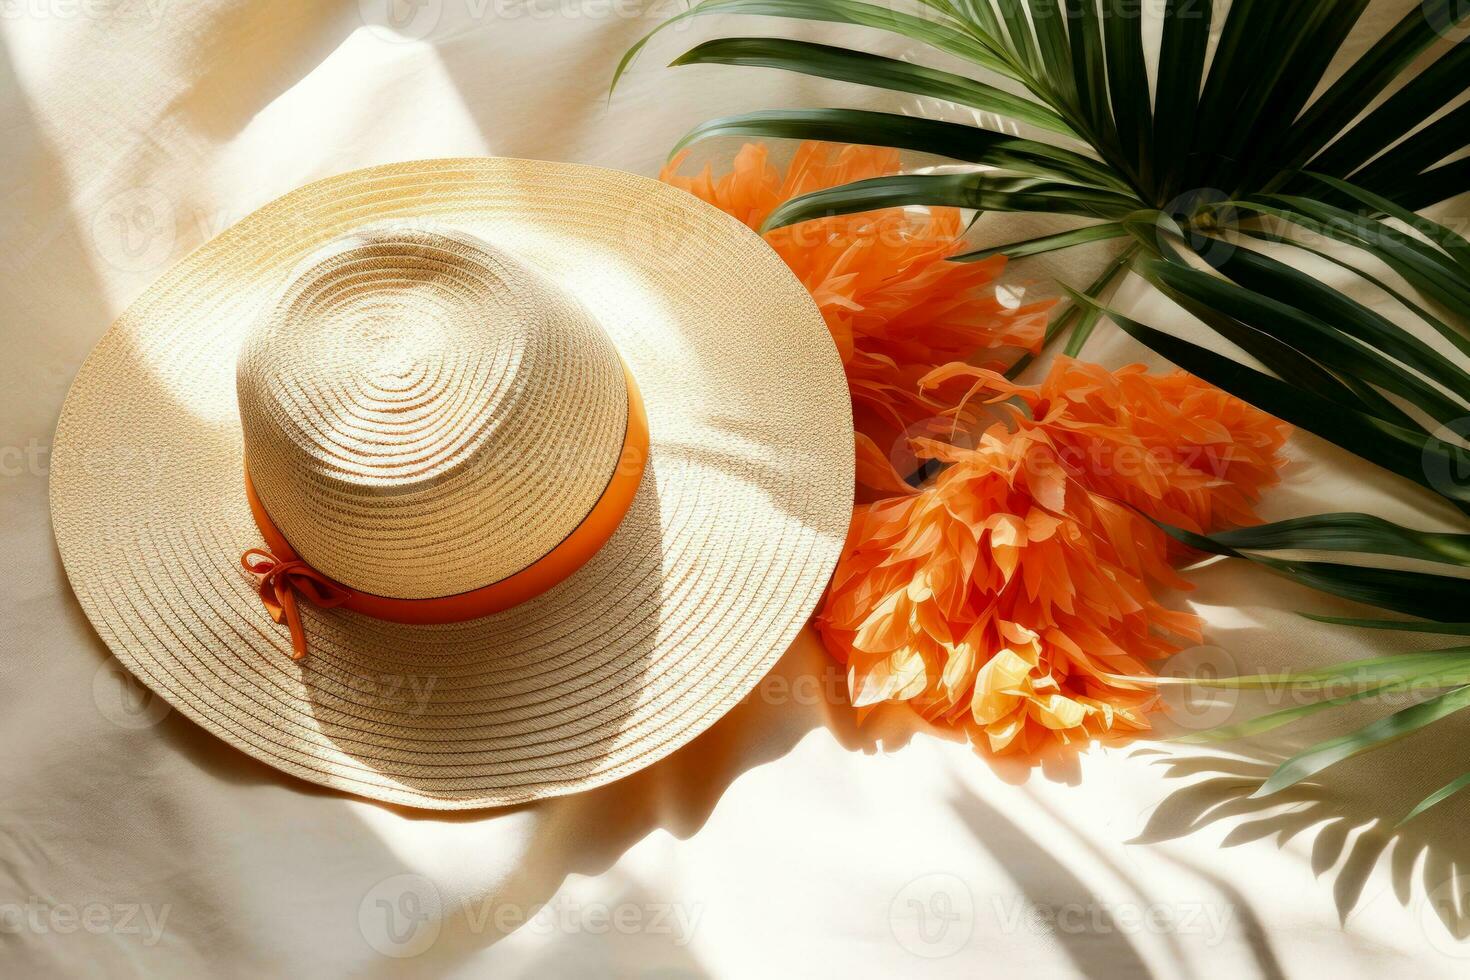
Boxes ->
[51,158,853,810]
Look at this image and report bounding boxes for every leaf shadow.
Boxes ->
[1125,549,1470,945]
[1130,735,1470,940]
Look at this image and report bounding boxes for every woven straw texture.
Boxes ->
[237,225,627,598]
[50,158,853,810]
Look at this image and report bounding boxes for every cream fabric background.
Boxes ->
[3,0,1470,975]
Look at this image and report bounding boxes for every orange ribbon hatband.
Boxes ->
[241,362,649,659]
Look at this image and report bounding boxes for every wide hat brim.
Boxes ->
[51,158,853,810]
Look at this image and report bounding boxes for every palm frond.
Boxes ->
[671,38,1077,136]
[670,109,1124,189]
[1256,685,1470,797]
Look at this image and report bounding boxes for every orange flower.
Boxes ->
[661,142,1051,488]
[817,425,1202,757]
[818,360,1287,757]
[922,357,1291,535]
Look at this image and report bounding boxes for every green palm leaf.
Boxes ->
[1150,0,1212,201]
[1256,685,1470,797]
[1172,650,1470,692]
[1205,246,1470,401]
[1279,0,1468,179]
[1174,678,1427,745]
[763,172,1142,227]
[1301,616,1470,637]
[1209,513,1470,566]
[612,0,1018,95]
[670,109,1122,189]
[1398,159,1470,212]
[670,38,1076,137]
[1064,290,1470,504]
[1403,772,1470,824]
[952,222,1128,261]
[1310,44,1470,183]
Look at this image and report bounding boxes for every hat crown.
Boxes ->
[237,227,628,599]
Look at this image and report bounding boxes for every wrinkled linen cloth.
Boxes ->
[3,1,1470,976]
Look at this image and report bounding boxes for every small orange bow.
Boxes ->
[241,548,352,660]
